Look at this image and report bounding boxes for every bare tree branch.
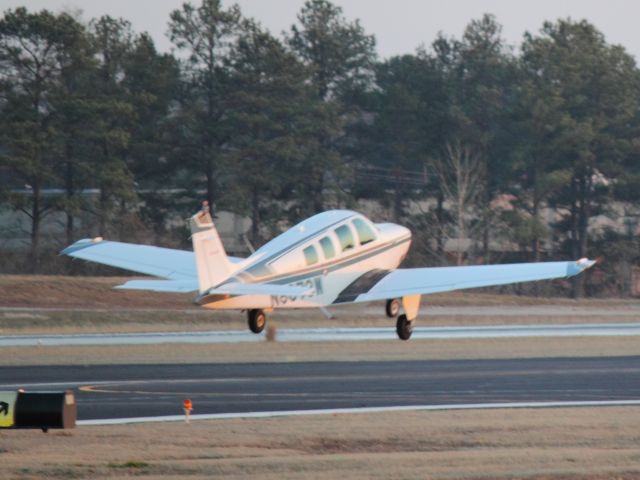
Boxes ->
[432,139,483,265]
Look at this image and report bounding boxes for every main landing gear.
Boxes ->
[396,314,413,341]
[386,298,416,341]
[248,309,266,334]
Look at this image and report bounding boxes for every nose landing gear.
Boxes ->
[385,298,401,318]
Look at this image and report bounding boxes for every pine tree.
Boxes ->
[168,0,242,212]
[226,21,314,243]
[0,8,87,270]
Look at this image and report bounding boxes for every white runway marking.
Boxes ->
[4,305,640,316]
[77,399,640,425]
[2,323,640,346]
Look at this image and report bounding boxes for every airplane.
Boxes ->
[62,202,596,340]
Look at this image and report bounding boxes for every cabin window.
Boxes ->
[335,225,355,252]
[319,236,336,259]
[303,245,319,266]
[352,218,377,246]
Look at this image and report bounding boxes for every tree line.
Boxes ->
[1,0,640,296]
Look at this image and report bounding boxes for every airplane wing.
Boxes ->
[335,259,596,304]
[62,238,243,280]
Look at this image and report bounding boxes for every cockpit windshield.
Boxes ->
[352,218,377,245]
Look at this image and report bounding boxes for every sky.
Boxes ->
[1,0,639,60]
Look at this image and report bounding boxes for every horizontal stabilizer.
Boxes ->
[62,238,244,279]
[115,279,199,293]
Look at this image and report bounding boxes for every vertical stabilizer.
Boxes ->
[189,202,233,293]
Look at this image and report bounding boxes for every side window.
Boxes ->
[335,225,355,252]
[319,236,336,260]
[246,263,272,278]
[303,245,319,266]
[352,218,377,246]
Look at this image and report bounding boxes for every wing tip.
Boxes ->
[61,237,104,256]
[568,257,597,276]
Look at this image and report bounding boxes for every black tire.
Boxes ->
[385,298,401,318]
[248,309,266,334]
[396,314,413,341]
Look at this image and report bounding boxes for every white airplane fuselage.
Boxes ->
[197,210,411,310]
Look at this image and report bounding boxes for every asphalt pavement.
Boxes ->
[1,356,640,420]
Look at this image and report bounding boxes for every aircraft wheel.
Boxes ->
[248,309,266,334]
[396,314,413,341]
[385,298,401,318]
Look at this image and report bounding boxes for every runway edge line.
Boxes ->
[4,323,640,346]
[77,399,640,426]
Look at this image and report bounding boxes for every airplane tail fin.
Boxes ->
[189,202,233,293]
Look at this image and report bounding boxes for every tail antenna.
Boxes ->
[195,200,213,226]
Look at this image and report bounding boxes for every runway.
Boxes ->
[1,356,640,421]
[2,322,640,346]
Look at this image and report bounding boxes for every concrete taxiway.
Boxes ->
[2,322,640,346]
[1,356,640,421]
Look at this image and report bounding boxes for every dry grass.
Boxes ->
[2,336,640,366]
[0,275,195,309]
[0,308,241,334]
[2,275,640,335]
[2,407,640,479]
[5,309,640,335]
